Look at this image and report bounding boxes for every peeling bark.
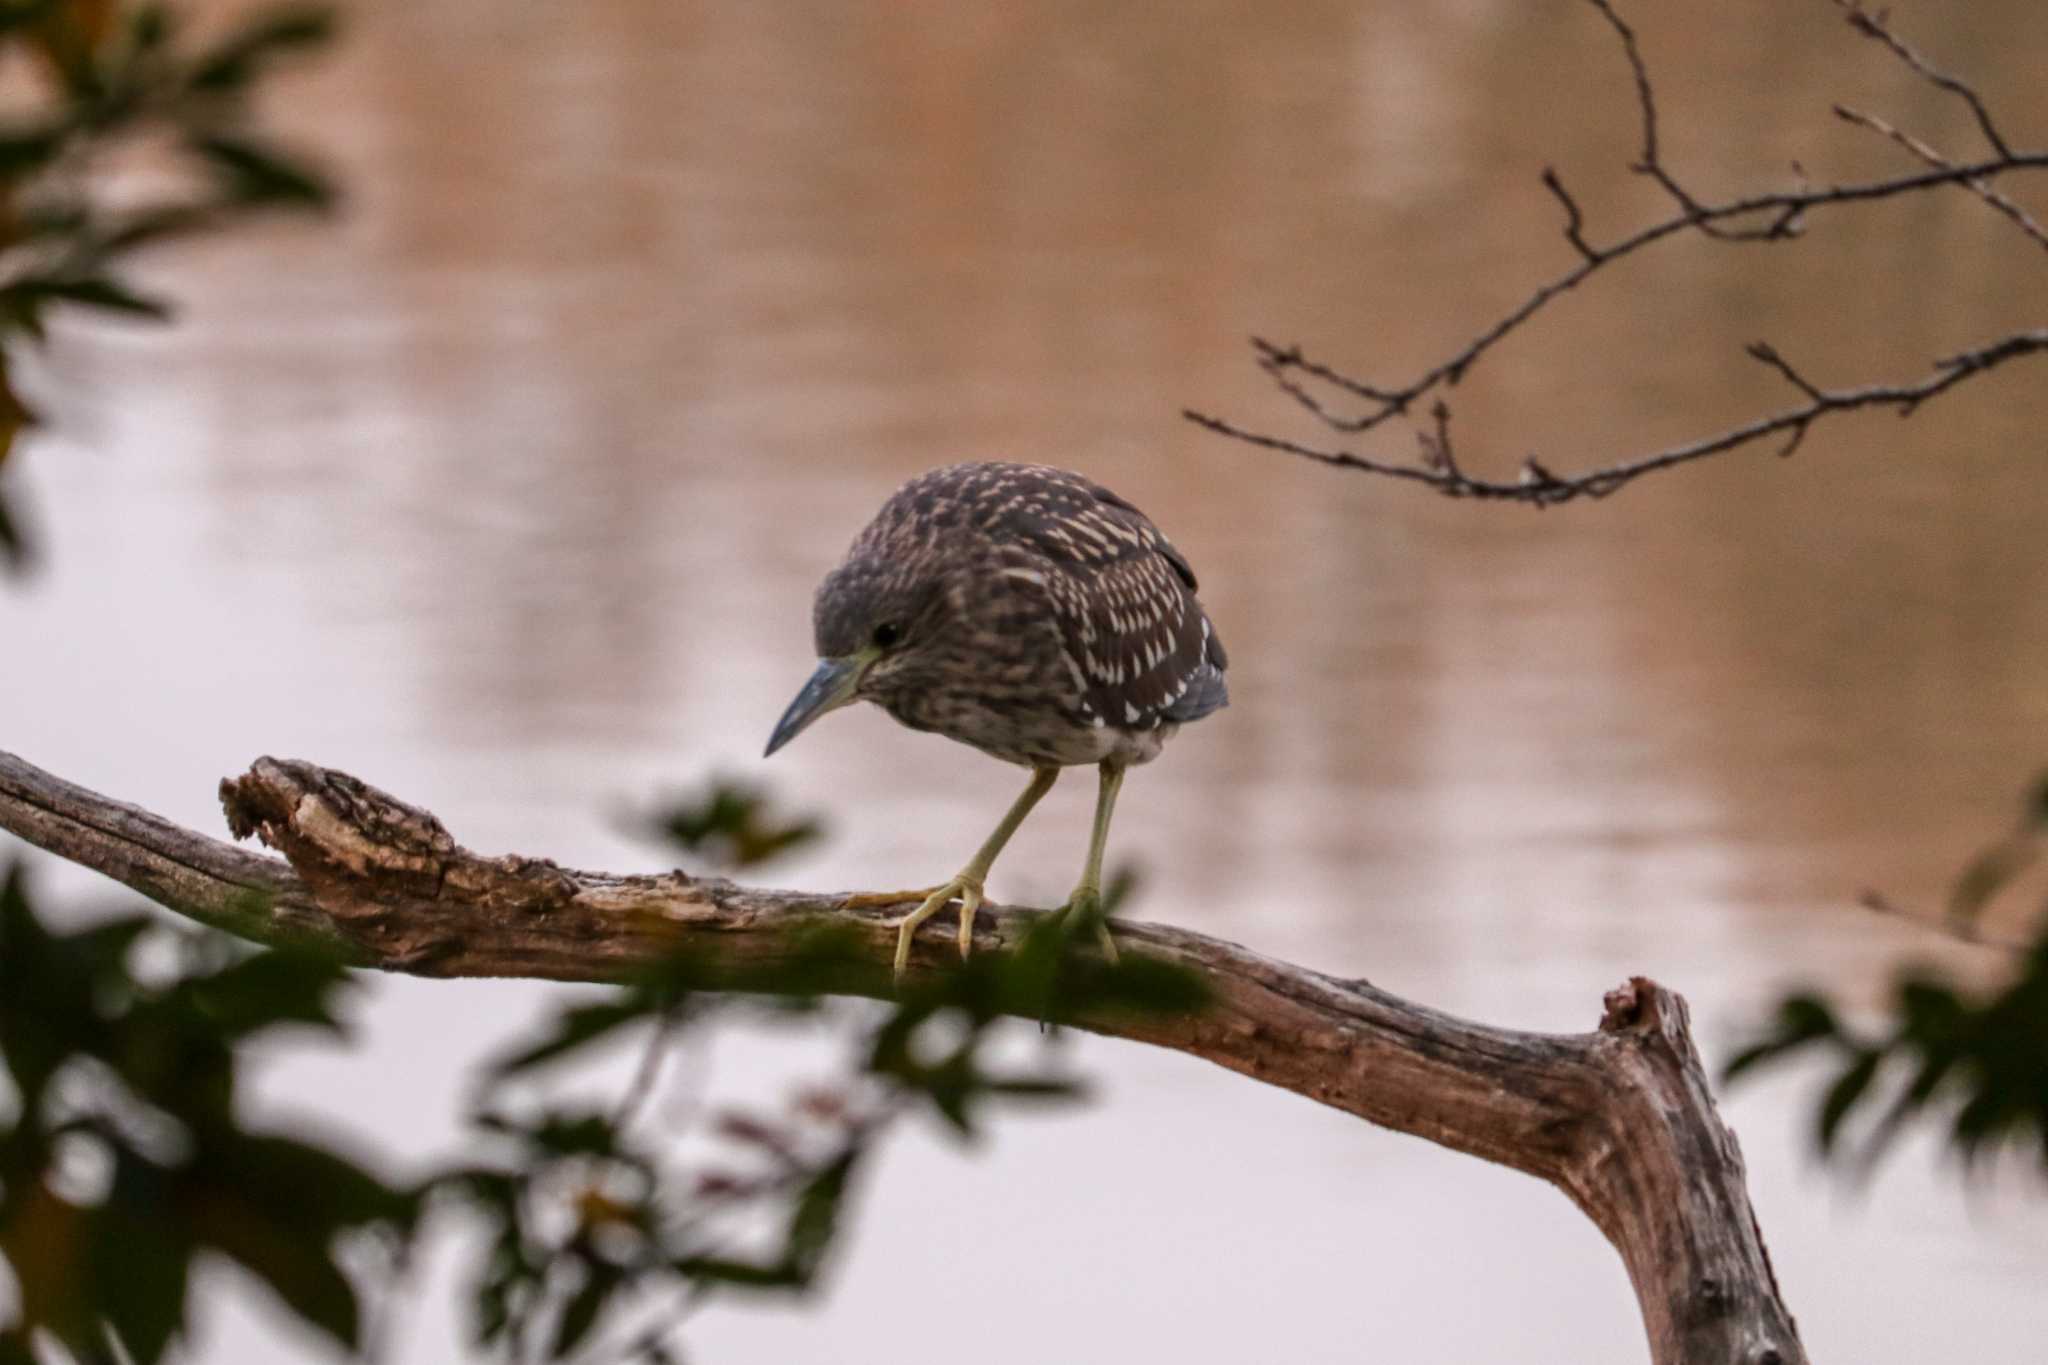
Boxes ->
[0,749,1803,1365]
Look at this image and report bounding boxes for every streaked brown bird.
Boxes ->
[764,461,1228,976]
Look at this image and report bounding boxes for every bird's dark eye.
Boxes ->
[872,621,902,649]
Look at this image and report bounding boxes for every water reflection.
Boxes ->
[7,1,2048,1361]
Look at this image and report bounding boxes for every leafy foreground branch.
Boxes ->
[0,749,1806,1365]
[0,863,411,1365]
[0,1,341,573]
[1729,775,2048,1174]
[0,859,1177,1365]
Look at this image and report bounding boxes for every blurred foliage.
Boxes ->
[1946,773,2048,927]
[451,913,1203,1361]
[1729,774,2048,1174]
[0,482,23,573]
[2,825,1198,1361]
[0,0,337,576]
[637,777,824,872]
[446,1007,876,1362]
[0,860,414,1364]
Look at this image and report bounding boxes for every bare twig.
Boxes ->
[1833,0,2013,159]
[1834,103,2048,253]
[0,747,1807,1365]
[1541,166,1601,264]
[611,1001,684,1128]
[1745,341,1824,403]
[1584,0,1715,225]
[1415,400,1459,477]
[1221,152,2044,440]
[1189,327,2048,505]
[1857,889,2032,955]
[1190,0,2048,506]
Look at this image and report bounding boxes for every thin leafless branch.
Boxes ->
[1856,889,2033,955]
[1187,0,2048,506]
[1191,328,2048,505]
[1834,0,2013,159]
[1833,103,2048,253]
[1540,167,1598,264]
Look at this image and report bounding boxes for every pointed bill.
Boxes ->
[764,655,867,756]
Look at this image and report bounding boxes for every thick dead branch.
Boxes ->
[0,748,1804,1365]
[1187,0,2048,505]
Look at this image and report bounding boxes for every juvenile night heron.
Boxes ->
[764,461,1229,977]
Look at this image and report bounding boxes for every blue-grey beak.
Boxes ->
[764,654,868,757]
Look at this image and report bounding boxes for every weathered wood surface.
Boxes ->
[0,748,1804,1365]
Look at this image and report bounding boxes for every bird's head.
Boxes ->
[763,554,959,757]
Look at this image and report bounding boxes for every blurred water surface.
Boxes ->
[7,1,2048,1361]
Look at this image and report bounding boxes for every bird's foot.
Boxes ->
[841,886,948,910]
[890,874,986,980]
[1052,886,1119,965]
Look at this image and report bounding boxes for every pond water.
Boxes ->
[6,2,2048,1361]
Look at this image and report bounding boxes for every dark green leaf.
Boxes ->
[189,5,336,91]
[1816,1050,1881,1152]
[472,1259,517,1345]
[2024,772,2048,829]
[1948,836,2036,925]
[100,203,219,251]
[128,3,172,52]
[922,1069,978,1138]
[0,2,61,37]
[524,1111,624,1160]
[671,1255,803,1291]
[0,125,64,176]
[1895,979,1966,1040]
[191,133,333,208]
[982,1075,1088,1103]
[485,995,652,1079]
[1723,994,1841,1080]
[3,275,173,320]
[187,1180,363,1348]
[179,1130,410,1349]
[550,1264,621,1359]
[13,200,90,240]
[93,1147,194,1365]
[183,947,352,1039]
[642,780,822,871]
[1099,861,1142,917]
[785,1148,859,1279]
[0,485,24,573]
[1735,795,2048,1176]
[207,1130,413,1231]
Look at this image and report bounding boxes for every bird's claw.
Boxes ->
[1053,887,1119,965]
[891,875,986,980]
[842,885,948,910]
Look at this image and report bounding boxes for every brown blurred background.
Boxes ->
[5,1,2047,1360]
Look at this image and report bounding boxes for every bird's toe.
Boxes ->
[1053,886,1119,965]
[843,884,950,910]
[890,874,986,980]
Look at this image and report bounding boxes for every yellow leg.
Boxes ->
[890,766,1059,979]
[1055,760,1124,964]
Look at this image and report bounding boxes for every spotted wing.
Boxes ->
[980,469,1227,730]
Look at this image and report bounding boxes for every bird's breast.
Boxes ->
[872,687,1172,768]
